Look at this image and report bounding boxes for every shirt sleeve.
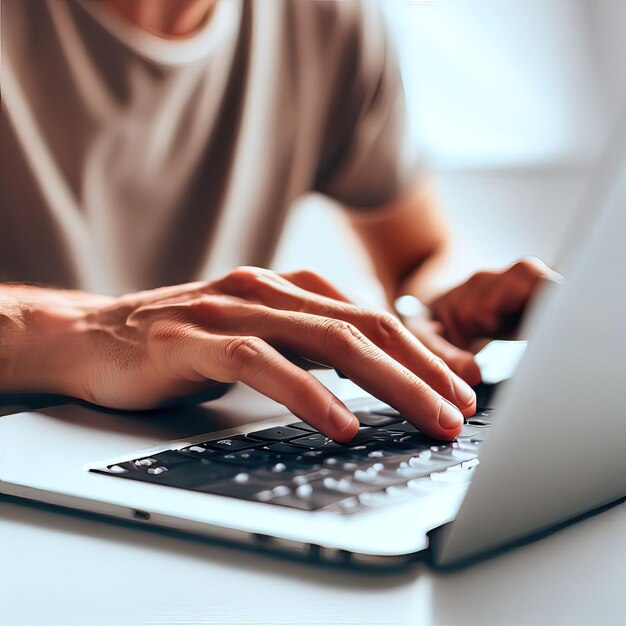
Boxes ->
[313,1,417,209]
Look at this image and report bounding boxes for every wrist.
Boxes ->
[0,285,92,396]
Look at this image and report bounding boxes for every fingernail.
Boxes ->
[438,399,463,430]
[452,376,476,408]
[328,401,358,433]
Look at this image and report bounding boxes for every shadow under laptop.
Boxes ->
[0,494,422,585]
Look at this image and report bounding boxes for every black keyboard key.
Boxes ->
[203,435,264,453]
[334,444,371,458]
[457,424,483,439]
[253,466,335,489]
[117,453,194,474]
[380,421,420,435]
[452,440,481,453]
[289,467,337,485]
[300,449,327,460]
[322,456,365,470]
[287,421,319,433]
[347,447,400,462]
[472,382,498,409]
[475,408,494,416]
[290,428,377,451]
[126,457,160,471]
[116,458,239,488]
[313,474,386,496]
[178,444,220,459]
[362,454,459,483]
[213,448,283,466]
[150,450,197,468]
[258,445,326,466]
[271,487,349,511]
[465,418,492,427]
[104,464,132,474]
[371,430,430,448]
[354,411,403,428]
[349,427,378,444]
[254,463,325,482]
[289,433,339,449]
[195,473,287,502]
[263,444,328,465]
[263,442,309,455]
[246,426,306,441]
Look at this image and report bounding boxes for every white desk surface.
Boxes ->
[1,495,624,626]
[1,377,624,626]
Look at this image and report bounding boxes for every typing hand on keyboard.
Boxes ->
[28,267,476,441]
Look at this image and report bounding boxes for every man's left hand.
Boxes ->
[404,258,561,385]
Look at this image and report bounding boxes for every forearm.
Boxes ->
[393,238,463,316]
[392,241,452,307]
[349,178,453,309]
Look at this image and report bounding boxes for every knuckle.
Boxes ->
[470,270,491,285]
[146,320,193,369]
[227,266,263,285]
[321,318,364,348]
[292,268,323,282]
[222,336,266,374]
[226,266,292,295]
[509,257,540,277]
[428,354,452,377]
[368,311,404,347]
[188,296,228,322]
[217,266,274,299]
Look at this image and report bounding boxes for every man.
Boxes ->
[0,0,555,442]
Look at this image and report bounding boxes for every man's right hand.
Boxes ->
[0,268,476,442]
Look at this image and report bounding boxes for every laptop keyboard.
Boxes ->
[92,405,494,514]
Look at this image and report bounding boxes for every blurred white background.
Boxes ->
[272,0,626,305]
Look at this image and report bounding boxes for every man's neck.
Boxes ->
[104,0,217,39]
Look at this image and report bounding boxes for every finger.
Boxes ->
[213,272,475,414]
[431,294,470,347]
[265,315,466,439]
[162,325,360,442]
[279,270,352,303]
[454,284,501,340]
[482,258,556,316]
[187,304,466,439]
[431,271,505,343]
[190,292,475,419]
[405,316,482,386]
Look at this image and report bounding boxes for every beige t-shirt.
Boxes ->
[1,0,413,295]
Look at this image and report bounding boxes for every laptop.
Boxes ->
[1,134,625,571]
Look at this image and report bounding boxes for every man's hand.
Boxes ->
[1,268,477,442]
[402,258,561,385]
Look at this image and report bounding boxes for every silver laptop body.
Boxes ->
[1,140,625,569]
